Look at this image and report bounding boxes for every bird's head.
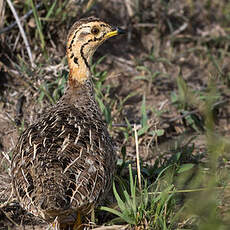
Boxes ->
[67,17,125,85]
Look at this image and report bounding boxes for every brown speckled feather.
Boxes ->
[11,17,123,226]
[11,82,115,223]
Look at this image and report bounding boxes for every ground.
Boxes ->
[1,0,230,229]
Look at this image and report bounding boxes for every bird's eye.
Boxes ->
[91,26,100,35]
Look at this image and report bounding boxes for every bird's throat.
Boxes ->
[68,54,91,86]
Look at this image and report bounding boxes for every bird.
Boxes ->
[11,17,124,229]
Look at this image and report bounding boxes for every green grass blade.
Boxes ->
[112,182,126,211]
[45,0,57,19]
[29,0,45,52]
[129,164,137,213]
[100,206,135,224]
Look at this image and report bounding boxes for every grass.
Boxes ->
[38,69,68,104]
[1,0,230,229]
[29,0,46,53]
[101,164,177,229]
[99,75,230,229]
[92,56,114,125]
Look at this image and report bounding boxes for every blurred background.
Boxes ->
[1,0,230,229]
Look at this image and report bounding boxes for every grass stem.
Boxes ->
[6,0,35,67]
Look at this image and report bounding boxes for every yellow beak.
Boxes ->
[104,27,125,39]
[104,30,119,38]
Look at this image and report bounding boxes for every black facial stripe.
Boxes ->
[100,24,107,27]
[100,24,112,30]
[73,25,91,38]
[74,57,78,64]
[80,39,92,69]
[68,25,91,50]
[80,34,106,68]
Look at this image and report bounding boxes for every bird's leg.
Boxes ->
[73,212,83,230]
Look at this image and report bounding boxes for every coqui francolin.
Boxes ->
[11,17,125,229]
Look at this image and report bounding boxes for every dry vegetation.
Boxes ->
[1,0,230,229]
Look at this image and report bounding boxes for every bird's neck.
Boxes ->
[64,47,96,108]
[67,53,92,86]
[60,79,97,110]
[65,38,98,107]
[66,34,96,86]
